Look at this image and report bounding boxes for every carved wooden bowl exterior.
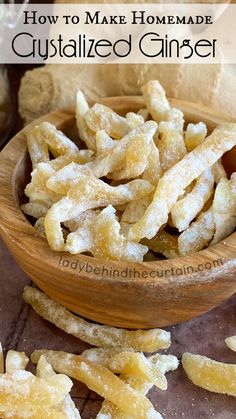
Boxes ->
[0,97,235,329]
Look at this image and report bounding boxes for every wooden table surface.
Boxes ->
[0,238,235,418]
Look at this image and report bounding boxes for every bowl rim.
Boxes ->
[0,96,236,288]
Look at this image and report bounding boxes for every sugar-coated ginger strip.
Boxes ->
[86,349,167,390]
[142,80,170,123]
[31,350,162,419]
[21,201,51,219]
[109,125,155,180]
[211,173,236,245]
[141,140,162,186]
[0,343,4,374]
[45,166,153,250]
[34,217,46,237]
[27,125,50,169]
[121,195,152,224]
[225,336,236,352]
[105,351,167,390]
[23,287,170,352]
[64,209,101,232]
[128,124,236,242]
[142,231,179,259]
[82,348,179,391]
[48,150,94,171]
[97,353,178,419]
[65,206,148,261]
[166,108,184,132]
[76,90,96,150]
[95,130,115,155]
[184,122,207,152]
[0,404,66,419]
[138,108,149,121]
[126,112,144,129]
[0,370,72,412]
[37,356,81,419]
[171,168,214,232]
[39,122,79,156]
[212,159,226,184]
[90,121,157,179]
[86,103,130,139]
[178,208,215,256]
[5,351,29,374]
[157,120,187,172]
[24,162,59,205]
[182,352,236,397]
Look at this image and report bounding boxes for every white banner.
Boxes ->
[0,3,235,64]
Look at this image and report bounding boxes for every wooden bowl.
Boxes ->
[0,97,236,329]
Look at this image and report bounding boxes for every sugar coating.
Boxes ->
[142,80,170,123]
[182,352,236,397]
[45,165,154,251]
[211,173,236,244]
[171,167,214,232]
[86,103,129,139]
[31,350,161,419]
[225,336,236,352]
[129,124,236,242]
[184,122,207,152]
[178,208,214,256]
[23,286,171,352]
[157,120,186,172]
[76,90,96,150]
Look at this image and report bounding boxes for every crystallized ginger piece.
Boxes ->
[86,103,130,139]
[141,140,162,186]
[126,112,144,129]
[121,195,153,224]
[27,125,50,169]
[171,168,214,232]
[156,120,187,172]
[97,353,178,419]
[82,348,167,390]
[39,122,79,156]
[178,208,215,256]
[23,286,171,352]
[34,216,46,237]
[211,173,236,245]
[76,90,96,150]
[37,356,81,419]
[128,124,236,242]
[24,162,60,207]
[92,121,157,179]
[166,108,184,132]
[142,231,179,259]
[65,206,148,261]
[182,352,236,397]
[21,201,51,219]
[184,122,207,152]
[142,80,170,123]
[31,350,161,419]
[45,166,153,250]
[95,130,115,155]
[212,159,227,184]
[225,336,236,352]
[47,150,93,171]
[0,369,72,418]
[110,126,156,180]
[5,351,29,374]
